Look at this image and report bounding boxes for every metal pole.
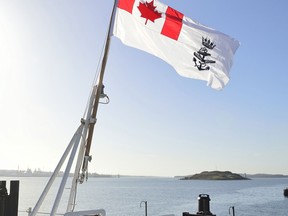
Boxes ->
[67,0,118,211]
[140,201,147,216]
[229,206,235,216]
[50,125,84,216]
[66,87,97,212]
[83,0,117,161]
[29,125,83,216]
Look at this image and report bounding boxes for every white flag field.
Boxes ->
[112,0,240,90]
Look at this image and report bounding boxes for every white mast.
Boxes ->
[29,0,117,215]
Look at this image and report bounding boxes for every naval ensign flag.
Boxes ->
[112,0,240,90]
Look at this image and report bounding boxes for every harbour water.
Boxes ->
[1,176,288,216]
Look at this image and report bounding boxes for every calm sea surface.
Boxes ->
[1,177,288,216]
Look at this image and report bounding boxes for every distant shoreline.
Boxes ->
[0,169,114,178]
[1,169,288,178]
[245,174,288,178]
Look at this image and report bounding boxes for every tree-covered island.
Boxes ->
[180,171,250,180]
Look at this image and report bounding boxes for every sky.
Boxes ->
[0,0,287,177]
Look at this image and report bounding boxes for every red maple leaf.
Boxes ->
[137,0,162,25]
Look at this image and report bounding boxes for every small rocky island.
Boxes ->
[180,171,250,180]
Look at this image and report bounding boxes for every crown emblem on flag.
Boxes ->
[193,36,216,71]
[202,37,216,49]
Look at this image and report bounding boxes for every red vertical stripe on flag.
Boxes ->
[161,7,183,40]
[118,0,135,14]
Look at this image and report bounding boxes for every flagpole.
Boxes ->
[82,0,118,174]
[66,0,118,212]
